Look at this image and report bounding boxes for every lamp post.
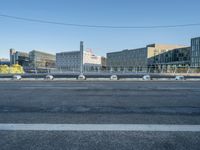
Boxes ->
[80,41,84,74]
[34,54,37,74]
[78,41,86,80]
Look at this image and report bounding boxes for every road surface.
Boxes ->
[0,81,200,150]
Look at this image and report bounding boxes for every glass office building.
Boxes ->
[191,37,200,67]
[10,49,29,67]
[29,50,56,68]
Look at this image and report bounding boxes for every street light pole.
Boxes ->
[78,41,86,80]
[80,41,84,74]
[34,54,37,74]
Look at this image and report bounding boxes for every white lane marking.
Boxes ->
[21,87,89,90]
[6,87,200,91]
[0,124,200,132]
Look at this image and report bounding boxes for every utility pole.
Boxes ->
[80,41,84,74]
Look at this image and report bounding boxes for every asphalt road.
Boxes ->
[0,81,200,150]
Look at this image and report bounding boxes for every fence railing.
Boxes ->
[1,66,200,75]
[48,67,200,75]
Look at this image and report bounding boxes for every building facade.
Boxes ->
[56,50,105,71]
[148,47,190,67]
[56,51,80,71]
[101,57,107,69]
[191,37,200,67]
[107,47,147,71]
[148,47,191,72]
[10,49,29,66]
[29,50,56,69]
[107,44,186,71]
[0,58,10,65]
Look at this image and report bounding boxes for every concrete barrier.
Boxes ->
[1,73,200,81]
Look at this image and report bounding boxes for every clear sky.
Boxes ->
[0,0,200,59]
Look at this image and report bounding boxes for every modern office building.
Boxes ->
[29,50,56,68]
[148,47,191,70]
[101,57,107,69]
[146,44,187,61]
[56,51,80,71]
[107,47,147,71]
[56,50,105,71]
[83,50,103,71]
[148,46,191,66]
[10,49,29,66]
[107,44,186,71]
[191,37,200,67]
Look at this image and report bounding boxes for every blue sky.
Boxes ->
[0,0,200,58]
